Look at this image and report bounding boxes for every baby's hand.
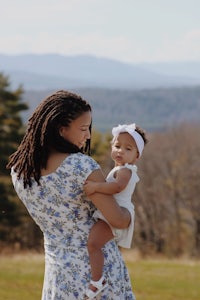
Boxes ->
[84,180,97,195]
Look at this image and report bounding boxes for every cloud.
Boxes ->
[1,1,200,63]
[0,32,137,61]
[1,29,200,63]
[154,29,200,62]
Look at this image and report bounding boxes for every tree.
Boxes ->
[133,122,200,257]
[0,72,28,175]
[0,72,29,248]
[91,129,113,174]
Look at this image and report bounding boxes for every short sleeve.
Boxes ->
[68,153,100,186]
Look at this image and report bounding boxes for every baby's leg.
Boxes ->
[87,219,113,281]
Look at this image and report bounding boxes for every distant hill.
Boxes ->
[1,53,199,132]
[1,53,200,90]
[22,86,200,132]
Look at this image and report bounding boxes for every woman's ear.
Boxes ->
[59,126,64,137]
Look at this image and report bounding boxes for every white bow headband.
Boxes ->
[112,123,144,157]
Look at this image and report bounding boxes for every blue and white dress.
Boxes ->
[11,153,136,300]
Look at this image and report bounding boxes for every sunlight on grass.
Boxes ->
[124,251,200,300]
[0,253,44,300]
[0,252,200,300]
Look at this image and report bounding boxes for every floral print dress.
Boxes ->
[11,153,136,300]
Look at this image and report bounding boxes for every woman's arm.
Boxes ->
[86,169,131,229]
[84,168,131,195]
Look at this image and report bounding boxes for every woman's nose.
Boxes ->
[85,129,90,139]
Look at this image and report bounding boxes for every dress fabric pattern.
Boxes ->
[11,153,135,300]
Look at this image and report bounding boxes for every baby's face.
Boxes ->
[111,133,139,166]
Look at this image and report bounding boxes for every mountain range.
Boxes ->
[1,53,200,132]
[1,53,200,90]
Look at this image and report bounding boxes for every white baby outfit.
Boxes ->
[93,163,139,248]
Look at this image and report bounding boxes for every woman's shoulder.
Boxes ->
[67,152,100,169]
[64,153,100,182]
[69,152,96,161]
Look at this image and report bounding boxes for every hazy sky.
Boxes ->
[0,0,200,63]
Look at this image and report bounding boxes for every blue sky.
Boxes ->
[0,0,200,63]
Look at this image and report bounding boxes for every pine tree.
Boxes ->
[0,72,28,246]
[0,72,28,175]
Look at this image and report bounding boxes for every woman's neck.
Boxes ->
[41,151,69,176]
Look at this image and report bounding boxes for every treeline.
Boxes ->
[132,123,200,257]
[1,73,200,257]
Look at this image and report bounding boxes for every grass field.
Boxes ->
[125,254,200,300]
[0,252,200,300]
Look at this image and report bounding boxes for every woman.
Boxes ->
[7,90,136,299]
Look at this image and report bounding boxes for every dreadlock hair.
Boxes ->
[7,90,92,188]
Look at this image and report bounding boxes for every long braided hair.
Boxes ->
[7,90,92,188]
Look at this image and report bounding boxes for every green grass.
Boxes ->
[125,255,200,300]
[0,252,200,300]
[0,253,44,300]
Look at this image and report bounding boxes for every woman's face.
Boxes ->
[59,111,92,149]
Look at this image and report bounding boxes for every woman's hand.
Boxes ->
[84,180,97,196]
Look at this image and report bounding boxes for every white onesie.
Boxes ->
[93,163,139,248]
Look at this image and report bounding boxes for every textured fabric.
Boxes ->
[93,163,139,248]
[11,153,136,300]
